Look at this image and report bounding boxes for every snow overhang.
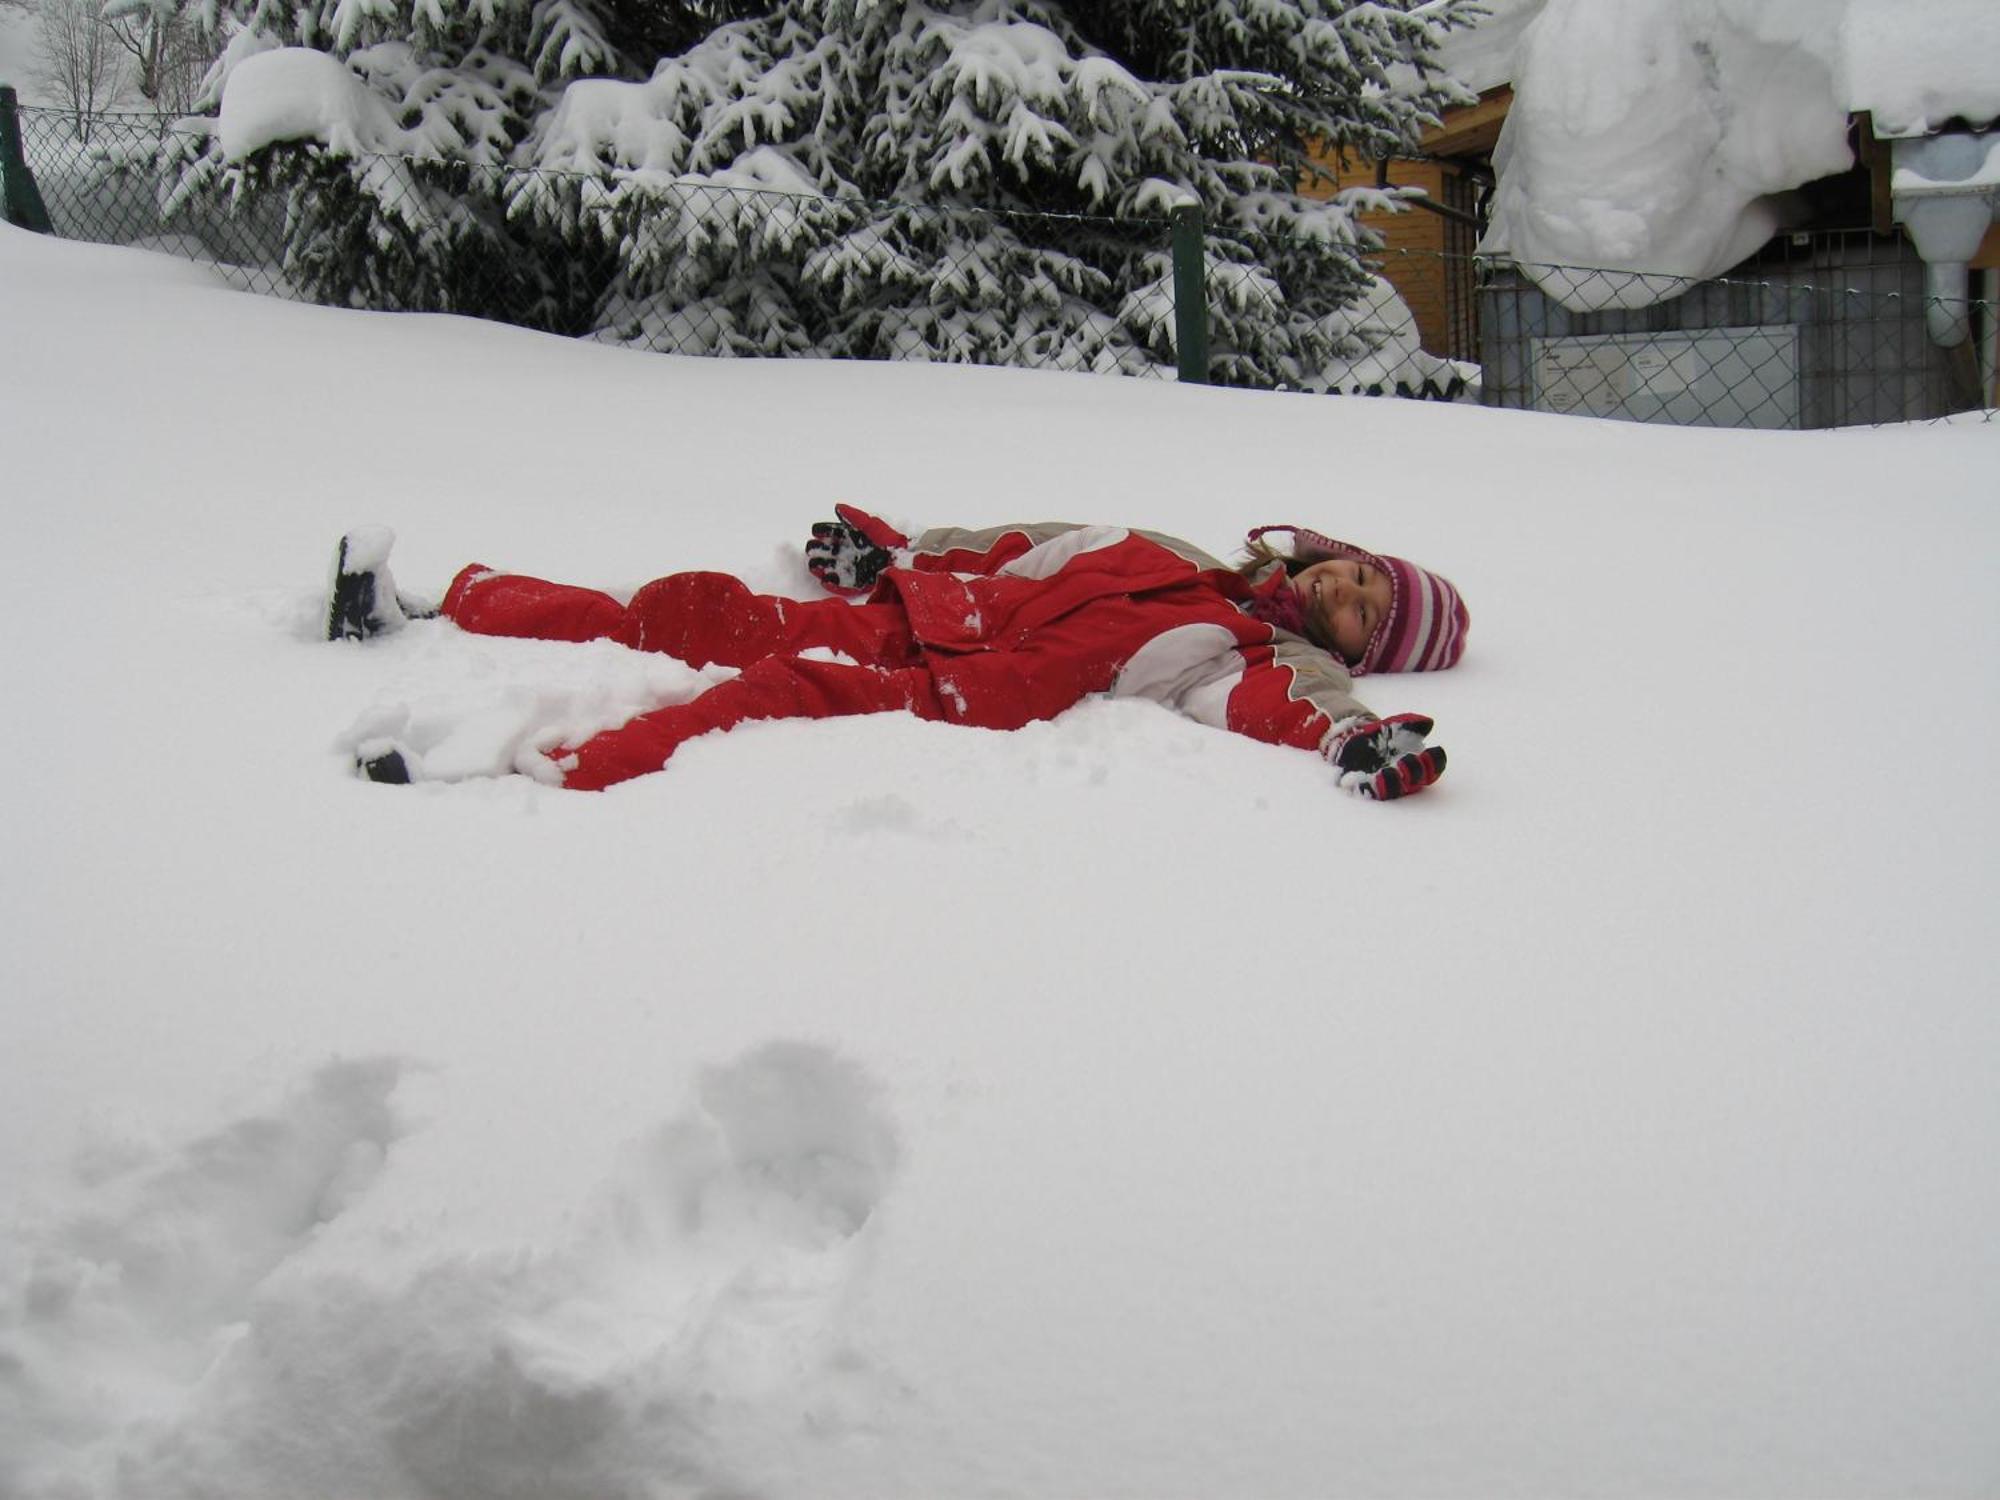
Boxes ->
[1889,128,2000,347]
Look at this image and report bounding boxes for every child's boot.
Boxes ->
[327,526,411,641]
[356,745,413,783]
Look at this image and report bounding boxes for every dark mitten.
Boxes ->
[805,519,890,594]
[805,504,910,595]
[1329,714,1447,800]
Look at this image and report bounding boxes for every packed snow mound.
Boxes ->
[1479,0,2000,310]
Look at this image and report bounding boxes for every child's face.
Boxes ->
[1292,557,1391,664]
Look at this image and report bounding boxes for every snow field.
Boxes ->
[1,221,1997,1497]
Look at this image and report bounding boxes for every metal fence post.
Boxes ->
[1,87,53,233]
[1170,202,1209,384]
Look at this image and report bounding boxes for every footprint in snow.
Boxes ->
[1,1047,901,1499]
[385,1043,904,1499]
[0,1057,416,1493]
[602,1042,902,1401]
[9,1056,410,1345]
[688,1040,900,1243]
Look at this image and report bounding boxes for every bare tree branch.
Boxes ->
[101,0,212,112]
[35,0,132,138]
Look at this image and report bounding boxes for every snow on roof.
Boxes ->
[1438,0,1999,129]
[1840,0,2000,138]
[1475,0,2000,310]
[1430,0,1546,97]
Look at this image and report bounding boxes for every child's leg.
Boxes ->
[442,566,627,642]
[560,655,944,791]
[614,572,914,667]
[442,567,914,667]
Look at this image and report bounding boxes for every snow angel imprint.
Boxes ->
[325,507,1467,800]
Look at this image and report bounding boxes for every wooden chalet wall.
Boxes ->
[1300,87,1510,363]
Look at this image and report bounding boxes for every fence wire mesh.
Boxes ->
[1477,242,1996,429]
[6,101,1995,428]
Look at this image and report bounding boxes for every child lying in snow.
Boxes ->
[328,506,1467,800]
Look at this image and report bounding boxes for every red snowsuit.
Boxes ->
[441,521,1379,791]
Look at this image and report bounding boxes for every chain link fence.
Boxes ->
[5,95,1993,427]
[1477,236,1996,428]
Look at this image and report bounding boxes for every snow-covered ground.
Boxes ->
[1,221,1996,1499]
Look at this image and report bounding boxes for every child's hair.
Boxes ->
[1235,531,1343,656]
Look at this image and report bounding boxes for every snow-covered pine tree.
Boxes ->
[176,0,1476,380]
[522,0,1478,378]
[161,0,769,321]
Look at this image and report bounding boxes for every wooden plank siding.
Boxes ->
[1975,223,2000,270]
[1299,87,1510,362]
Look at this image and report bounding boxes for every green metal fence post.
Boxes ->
[1,86,54,233]
[1170,202,1209,384]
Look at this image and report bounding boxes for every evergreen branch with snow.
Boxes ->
[164,0,1480,387]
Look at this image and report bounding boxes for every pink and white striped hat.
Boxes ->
[1248,526,1469,675]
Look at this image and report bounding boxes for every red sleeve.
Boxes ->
[1223,639,1372,753]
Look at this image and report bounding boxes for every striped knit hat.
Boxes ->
[1247,526,1469,675]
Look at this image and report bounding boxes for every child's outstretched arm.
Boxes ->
[1126,632,1448,801]
[1242,647,1447,801]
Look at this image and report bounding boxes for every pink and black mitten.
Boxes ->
[1328,714,1447,800]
